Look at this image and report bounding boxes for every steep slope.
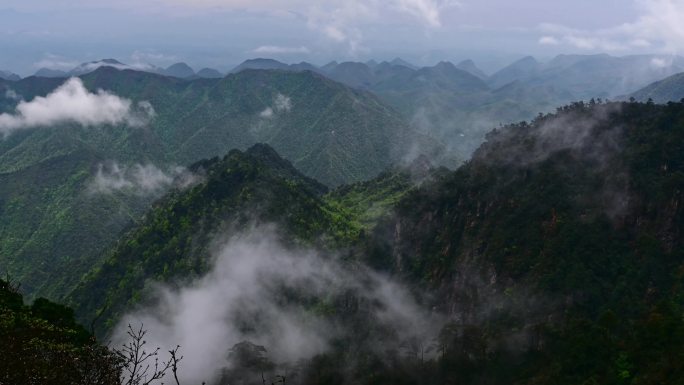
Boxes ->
[489,54,684,99]
[77,67,427,186]
[364,100,684,384]
[0,67,430,301]
[69,144,359,333]
[487,56,541,88]
[0,278,119,384]
[455,59,487,79]
[630,72,684,103]
[67,100,684,384]
[0,70,20,81]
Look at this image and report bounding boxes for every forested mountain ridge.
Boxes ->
[69,144,364,333]
[361,100,684,383]
[0,66,433,301]
[63,100,684,384]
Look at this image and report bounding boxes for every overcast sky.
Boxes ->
[1,0,683,75]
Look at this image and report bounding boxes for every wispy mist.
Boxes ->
[88,162,200,196]
[3,88,20,101]
[259,93,293,119]
[113,227,441,384]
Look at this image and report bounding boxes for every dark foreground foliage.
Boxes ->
[0,277,121,385]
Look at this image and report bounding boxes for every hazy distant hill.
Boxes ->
[231,58,320,74]
[196,67,224,78]
[162,62,195,78]
[68,59,130,76]
[231,58,292,73]
[0,71,20,81]
[489,54,684,99]
[488,56,541,88]
[316,59,568,163]
[629,72,684,103]
[455,59,488,79]
[22,54,681,167]
[34,68,68,78]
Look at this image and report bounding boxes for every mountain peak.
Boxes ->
[0,70,21,81]
[231,58,289,73]
[455,59,487,79]
[390,57,416,69]
[100,58,125,65]
[164,62,195,78]
[196,67,223,78]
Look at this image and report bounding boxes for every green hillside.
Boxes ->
[67,100,684,384]
[5,60,684,384]
[69,144,365,333]
[364,100,684,384]
[630,72,684,103]
[0,67,432,301]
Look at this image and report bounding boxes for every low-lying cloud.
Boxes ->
[88,162,200,196]
[114,228,441,384]
[3,88,20,101]
[259,93,292,119]
[0,78,155,137]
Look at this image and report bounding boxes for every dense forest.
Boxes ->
[3,99,684,384]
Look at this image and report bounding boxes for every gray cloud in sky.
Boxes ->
[0,0,679,74]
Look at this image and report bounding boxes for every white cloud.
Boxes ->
[114,228,441,384]
[0,78,155,137]
[130,50,178,66]
[33,53,79,70]
[538,36,560,45]
[538,0,684,53]
[176,0,458,55]
[88,162,200,195]
[253,45,310,54]
[273,93,291,112]
[259,93,292,119]
[259,107,274,118]
[394,0,460,28]
[4,89,20,101]
[650,57,671,68]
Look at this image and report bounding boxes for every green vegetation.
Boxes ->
[630,72,684,103]
[5,61,684,383]
[361,100,684,384]
[0,67,435,301]
[65,100,684,385]
[68,144,374,334]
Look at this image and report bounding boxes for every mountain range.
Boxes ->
[0,66,436,300]
[59,99,684,384]
[32,59,224,80]
[229,54,684,162]
[3,50,684,384]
